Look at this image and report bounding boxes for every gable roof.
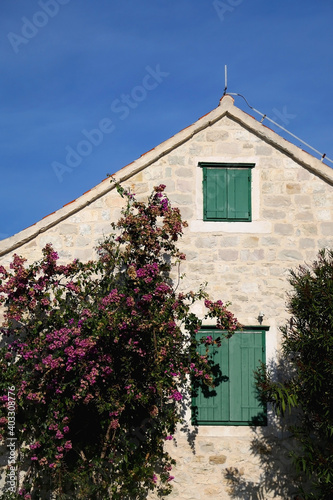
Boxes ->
[1,94,333,257]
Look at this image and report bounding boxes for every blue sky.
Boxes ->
[1,0,332,239]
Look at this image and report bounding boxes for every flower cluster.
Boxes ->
[0,183,237,499]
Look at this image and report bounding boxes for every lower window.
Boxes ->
[192,327,268,426]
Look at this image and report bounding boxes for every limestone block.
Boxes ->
[240,249,264,261]
[79,224,92,236]
[39,234,63,249]
[163,179,176,192]
[297,169,312,181]
[203,486,223,497]
[209,454,227,465]
[101,210,110,221]
[318,238,333,248]
[261,236,280,246]
[263,209,286,221]
[66,213,82,223]
[188,263,215,274]
[178,207,194,220]
[195,237,218,249]
[58,250,74,261]
[131,182,149,194]
[76,210,99,222]
[199,442,215,453]
[64,235,74,248]
[314,193,330,207]
[216,143,242,155]
[76,237,90,248]
[264,196,291,208]
[286,183,301,194]
[313,183,326,193]
[317,209,331,221]
[278,250,303,261]
[219,236,240,248]
[58,224,78,235]
[206,130,229,141]
[299,238,315,249]
[172,193,193,205]
[105,195,125,208]
[241,236,259,248]
[175,167,194,178]
[233,294,249,303]
[189,145,203,155]
[241,282,259,294]
[264,249,277,261]
[242,142,254,150]
[295,211,313,221]
[176,179,194,194]
[262,182,283,195]
[321,222,333,236]
[219,249,239,261]
[294,195,312,208]
[144,167,163,180]
[168,155,185,166]
[232,129,254,141]
[25,240,37,249]
[274,224,294,235]
[300,224,318,236]
[255,145,273,156]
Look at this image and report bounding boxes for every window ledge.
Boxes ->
[190,220,272,233]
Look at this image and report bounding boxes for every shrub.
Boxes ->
[0,184,238,499]
[257,249,333,499]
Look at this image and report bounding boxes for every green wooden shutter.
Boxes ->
[227,169,251,221]
[193,331,230,423]
[193,329,266,425]
[204,168,227,220]
[229,331,265,423]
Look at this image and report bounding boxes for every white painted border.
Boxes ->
[191,157,272,234]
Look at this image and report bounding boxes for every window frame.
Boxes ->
[192,326,268,426]
[200,162,255,222]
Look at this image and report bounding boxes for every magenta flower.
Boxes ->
[64,440,72,450]
[55,430,64,439]
[169,390,182,401]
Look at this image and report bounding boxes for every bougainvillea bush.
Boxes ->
[0,184,238,499]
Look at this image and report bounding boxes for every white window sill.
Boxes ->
[190,220,272,233]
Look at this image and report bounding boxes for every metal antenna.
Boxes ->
[223,65,228,95]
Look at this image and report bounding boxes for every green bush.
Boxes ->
[257,249,333,499]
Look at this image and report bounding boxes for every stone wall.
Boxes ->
[1,96,333,498]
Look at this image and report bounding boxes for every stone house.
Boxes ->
[1,95,333,499]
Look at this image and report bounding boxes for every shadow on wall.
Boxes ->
[225,355,305,500]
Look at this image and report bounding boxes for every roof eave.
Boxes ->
[1,95,332,256]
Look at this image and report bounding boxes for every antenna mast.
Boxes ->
[223,65,227,95]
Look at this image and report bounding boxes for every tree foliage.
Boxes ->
[0,184,238,499]
[257,249,333,499]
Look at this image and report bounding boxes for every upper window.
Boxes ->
[192,327,267,426]
[200,163,254,222]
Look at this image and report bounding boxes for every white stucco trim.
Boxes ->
[191,157,271,233]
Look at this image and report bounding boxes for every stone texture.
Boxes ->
[1,105,333,500]
[209,454,227,464]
